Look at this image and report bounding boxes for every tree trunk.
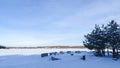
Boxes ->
[107,48,109,56]
[102,49,105,56]
[112,48,116,58]
[116,49,119,58]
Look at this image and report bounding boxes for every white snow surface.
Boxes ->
[0,48,89,56]
[0,48,120,68]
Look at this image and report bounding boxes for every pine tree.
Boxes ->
[83,20,120,58]
[83,25,106,56]
[104,20,120,58]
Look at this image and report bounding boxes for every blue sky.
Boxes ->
[0,0,120,47]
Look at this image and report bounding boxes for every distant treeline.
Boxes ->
[7,46,85,49]
[0,45,6,49]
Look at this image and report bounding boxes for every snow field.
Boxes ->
[0,48,89,56]
[0,48,120,68]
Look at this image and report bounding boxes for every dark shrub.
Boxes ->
[70,54,74,56]
[66,51,71,54]
[81,55,86,60]
[49,52,58,56]
[75,51,81,53]
[53,52,58,55]
[49,53,53,56]
[50,56,60,61]
[59,51,64,54]
[41,53,48,57]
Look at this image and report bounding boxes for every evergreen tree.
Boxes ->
[104,20,120,58]
[83,25,106,56]
[83,20,120,58]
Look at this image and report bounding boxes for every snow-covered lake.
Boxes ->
[0,48,120,68]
